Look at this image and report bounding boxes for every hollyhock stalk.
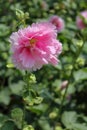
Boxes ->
[9,17,62,129]
[58,38,85,118]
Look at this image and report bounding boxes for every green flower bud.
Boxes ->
[55,126,63,130]
[29,74,36,83]
[34,97,43,104]
[6,63,14,68]
[76,40,83,47]
[65,65,73,70]
[23,125,34,130]
[76,57,85,66]
[16,9,25,20]
[24,12,29,19]
[49,112,57,119]
[24,73,36,85]
[49,9,55,14]
[23,96,34,106]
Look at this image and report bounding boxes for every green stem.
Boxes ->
[22,105,26,129]
[22,71,28,129]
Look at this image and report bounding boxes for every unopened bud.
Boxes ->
[24,12,29,19]
[16,9,24,20]
[29,74,36,83]
[65,65,73,70]
[76,40,83,47]
[49,112,57,119]
[23,125,34,130]
[61,80,68,90]
[76,57,85,66]
[55,126,63,130]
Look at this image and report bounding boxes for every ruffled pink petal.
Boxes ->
[9,21,62,71]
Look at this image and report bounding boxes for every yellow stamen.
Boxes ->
[30,39,37,46]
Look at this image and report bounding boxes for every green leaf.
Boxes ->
[82,116,87,122]
[0,114,9,128]
[0,88,11,105]
[11,108,23,119]
[61,111,87,130]
[9,81,24,95]
[67,83,76,94]
[83,41,87,53]
[1,121,15,130]
[38,117,52,130]
[27,104,48,115]
[0,24,9,37]
[74,68,87,82]
[61,111,77,129]
[11,108,23,129]
[73,123,87,130]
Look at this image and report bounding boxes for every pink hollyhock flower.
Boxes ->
[76,10,87,29]
[9,22,62,71]
[49,15,64,33]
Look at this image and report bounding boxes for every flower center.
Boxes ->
[29,38,37,47]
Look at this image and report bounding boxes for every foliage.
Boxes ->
[0,0,87,130]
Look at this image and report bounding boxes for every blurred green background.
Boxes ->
[0,0,87,130]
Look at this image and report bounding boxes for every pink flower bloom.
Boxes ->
[49,15,64,33]
[76,10,87,29]
[9,22,62,71]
